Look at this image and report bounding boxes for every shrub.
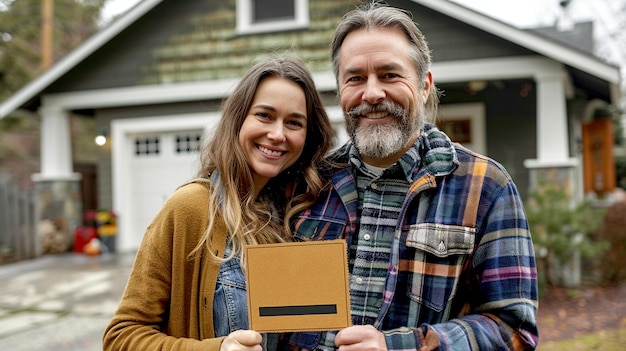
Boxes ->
[526,183,608,288]
[615,155,626,189]
[594,200,626,284]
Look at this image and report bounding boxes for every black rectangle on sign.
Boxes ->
[259,304,337,317]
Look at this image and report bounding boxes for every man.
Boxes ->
[287,2,539,351]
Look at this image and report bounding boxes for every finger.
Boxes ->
[336,326,367,345]
[232,330,263,346]
[221,330,263,351]
[335,326,386,350]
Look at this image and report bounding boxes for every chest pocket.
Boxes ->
[404,223,475,314]
[293,217,347,241]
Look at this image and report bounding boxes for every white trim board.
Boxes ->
[37,56,563,112]
[39,70,338,110]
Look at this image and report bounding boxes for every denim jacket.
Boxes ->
[213,245,249,337]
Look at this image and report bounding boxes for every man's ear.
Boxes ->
[422,71,433,102]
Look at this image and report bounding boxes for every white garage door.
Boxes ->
[128,131,203,247]
[112,113,220,252]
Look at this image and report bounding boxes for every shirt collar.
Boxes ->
[347,123,458,183]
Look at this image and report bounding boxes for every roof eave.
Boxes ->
[0,0,164,119]
[413,0,621,85]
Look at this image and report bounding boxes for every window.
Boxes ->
[436,119,472,144]
[135,137,160,156]
[237,0,309,34]
[437,103,486,155]
[175,133,202,154]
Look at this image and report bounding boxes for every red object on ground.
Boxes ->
[73,226,98,253]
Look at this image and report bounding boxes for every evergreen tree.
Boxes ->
[0,0,106,101]
[0,0,106,187]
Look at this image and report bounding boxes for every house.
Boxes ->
[0,0,621,253]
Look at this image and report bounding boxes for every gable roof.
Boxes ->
[530,21,595,54]
[0,0,164,118]
[418,0,619,83]
[0,0,620,118]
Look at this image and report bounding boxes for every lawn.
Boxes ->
[537,327,626,351]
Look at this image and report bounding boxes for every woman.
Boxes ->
[103,56,335,351]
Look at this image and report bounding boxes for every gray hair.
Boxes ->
[330,1,440,119]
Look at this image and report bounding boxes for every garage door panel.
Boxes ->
[128,131,203,248]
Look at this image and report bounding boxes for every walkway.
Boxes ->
[0,251,135,351]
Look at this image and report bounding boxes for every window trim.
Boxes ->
[236,0,309,35]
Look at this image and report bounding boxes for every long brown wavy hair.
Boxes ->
[193,56,335,262]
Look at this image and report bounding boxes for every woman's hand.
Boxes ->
[220,330,263,351]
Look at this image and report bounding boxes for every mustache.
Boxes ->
[345,100,406,119]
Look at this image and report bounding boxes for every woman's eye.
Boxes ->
[287,120,304,129]
[256,112,271,119]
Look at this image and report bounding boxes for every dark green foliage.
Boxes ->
[0,0,106,101]
[526,183,609,286]
[594,200,626,284]
[616,155,626,189]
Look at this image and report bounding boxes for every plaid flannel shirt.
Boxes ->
[287,124,539,351]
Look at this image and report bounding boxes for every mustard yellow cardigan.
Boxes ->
[103,178,228,350]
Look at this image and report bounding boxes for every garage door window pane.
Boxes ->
[135,137,160,155]
[176,133,202,153]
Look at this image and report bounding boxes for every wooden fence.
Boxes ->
[0,173,37,262]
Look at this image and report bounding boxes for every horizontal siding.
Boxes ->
[50,0,539,93]
[50,0,356,92]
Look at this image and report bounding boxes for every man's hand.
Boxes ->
[220,330,263,351]
[335,325,387,351]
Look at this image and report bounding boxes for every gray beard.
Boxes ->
[346,100,424,159]
[352,121,411,159]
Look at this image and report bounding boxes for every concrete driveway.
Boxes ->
[0,251,135,351]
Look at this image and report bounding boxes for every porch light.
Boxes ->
[95,128,108,146]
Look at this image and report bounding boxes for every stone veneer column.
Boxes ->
[31,105,82,255]
[524,71,581,287]
[524,70,579,192]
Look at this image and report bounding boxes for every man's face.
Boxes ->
[337,27,432,167]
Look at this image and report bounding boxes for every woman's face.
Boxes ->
[239,76,308,190]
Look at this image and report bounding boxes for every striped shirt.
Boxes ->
[350,152,413,326]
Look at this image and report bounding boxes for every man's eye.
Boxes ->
[383,73,399,79]
[346,76,362,82]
